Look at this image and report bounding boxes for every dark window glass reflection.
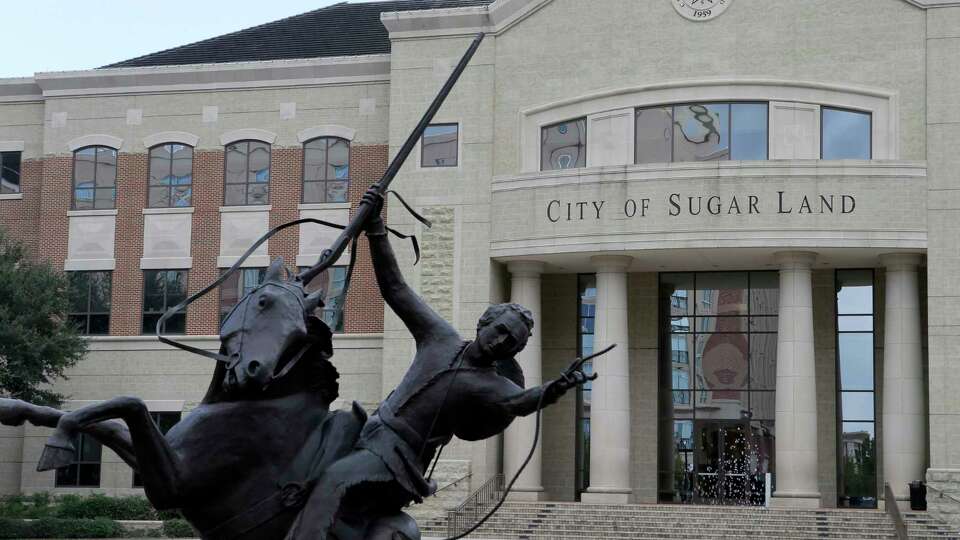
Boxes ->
[143,270,188,334]
[576,274,596,497]
[0,151,21,194]
[822,108,871,160]
[421,124,458,168]
[541,118,586,171]
[67,271,112,335]
[839,422,876,507]
[55,433,101,487]
[219,268,267,324]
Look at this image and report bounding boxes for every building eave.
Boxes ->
[0,77,43,103]
[32,54,392,98]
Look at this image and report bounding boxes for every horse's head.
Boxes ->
[219,257,327,394]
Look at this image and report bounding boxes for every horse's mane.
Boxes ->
[201,316,339,405]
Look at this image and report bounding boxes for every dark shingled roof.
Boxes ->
[104,0,494,68]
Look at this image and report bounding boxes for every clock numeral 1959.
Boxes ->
[694,9,712,17]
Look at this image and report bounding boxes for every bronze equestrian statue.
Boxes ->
[0,34,601,539]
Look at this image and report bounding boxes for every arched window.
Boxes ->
[224,140,271,206]
[72,146,117,210]
[148,143,194,208]
[302,137,349,204]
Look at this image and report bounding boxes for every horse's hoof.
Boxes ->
[37,431,76,471]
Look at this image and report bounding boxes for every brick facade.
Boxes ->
[4,143,389,337]
[0,159,42,255]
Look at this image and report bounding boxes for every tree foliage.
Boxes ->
[0,228,86,405]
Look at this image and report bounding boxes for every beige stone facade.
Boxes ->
[1,0,959,523]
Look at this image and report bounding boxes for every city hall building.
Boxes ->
[1,0,959,521]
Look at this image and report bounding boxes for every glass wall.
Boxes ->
[836,269,877,508]
[575,274,596,498]
[659,272,778,505]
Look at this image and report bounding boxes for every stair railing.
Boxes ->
[885,482,908,540]
[446,473,505,538]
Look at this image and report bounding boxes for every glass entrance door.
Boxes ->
[694,421,764,505]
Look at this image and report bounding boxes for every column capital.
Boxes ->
[774,251,817,269]
[507,260,546,277]
[879,252,924,271]
[590,255,633,272]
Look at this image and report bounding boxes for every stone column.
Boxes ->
[582,255,633,503]
[773,251,820,507]
[880,254,926,501]
[504,261,546,500]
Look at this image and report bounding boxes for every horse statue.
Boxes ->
[0,256,386,538]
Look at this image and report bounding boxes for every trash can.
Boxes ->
[909,481,927,511]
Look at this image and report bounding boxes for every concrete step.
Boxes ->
[424,502,959,540]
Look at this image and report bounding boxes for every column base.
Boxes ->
[581,488,631,504]
[771,492,821,508]
[506,487,546,502]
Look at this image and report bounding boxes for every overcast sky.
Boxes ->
[1,1,381,78]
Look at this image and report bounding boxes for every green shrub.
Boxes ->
[0,493,55,519]
[56,493,157,520]
[162,519,196,538]
[0,517,124,538]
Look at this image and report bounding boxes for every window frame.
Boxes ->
[71,145,118,210]
[419,123,460,169]
[222,139,272,206]
[0,150,22,194]
[301,137,351,204]
[634,101,769,165]
[142,269,189,335]
[541,117,588,172]
[820,106,873,160]
[68,270,112,335]
[54,433,101,488]
[147,143,194,208]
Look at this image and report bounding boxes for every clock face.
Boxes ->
[672,0,731,21]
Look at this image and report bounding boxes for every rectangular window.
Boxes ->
[72,146,117,210]
[55,433,101,487]
[636,103,768,164]
[0,151,21,194]
[142,270,188,334]
[575,273,596,498]
[301,266,347,333]
[224,141,271,206]
[303,137,350,203]
[541,118,587,171]
[148,144,193,208]
[67,271,112,335]
[421,124,458,168]
[220,268,266,324]
[133,412,181,487]
[836,269,876,509]
[822,108,871,160]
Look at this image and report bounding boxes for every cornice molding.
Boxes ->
[32,54,391,98]
[381,0,553,39]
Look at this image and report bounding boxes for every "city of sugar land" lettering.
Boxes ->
[546,192,856,222]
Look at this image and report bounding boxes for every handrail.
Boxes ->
[885,482,908,540]
[446,474,505,538]
[434,473,472,495]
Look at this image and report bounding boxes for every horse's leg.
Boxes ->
[43,396,183,509]
[0,398,138,469]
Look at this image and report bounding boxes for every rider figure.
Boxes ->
[285,188,596,539]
